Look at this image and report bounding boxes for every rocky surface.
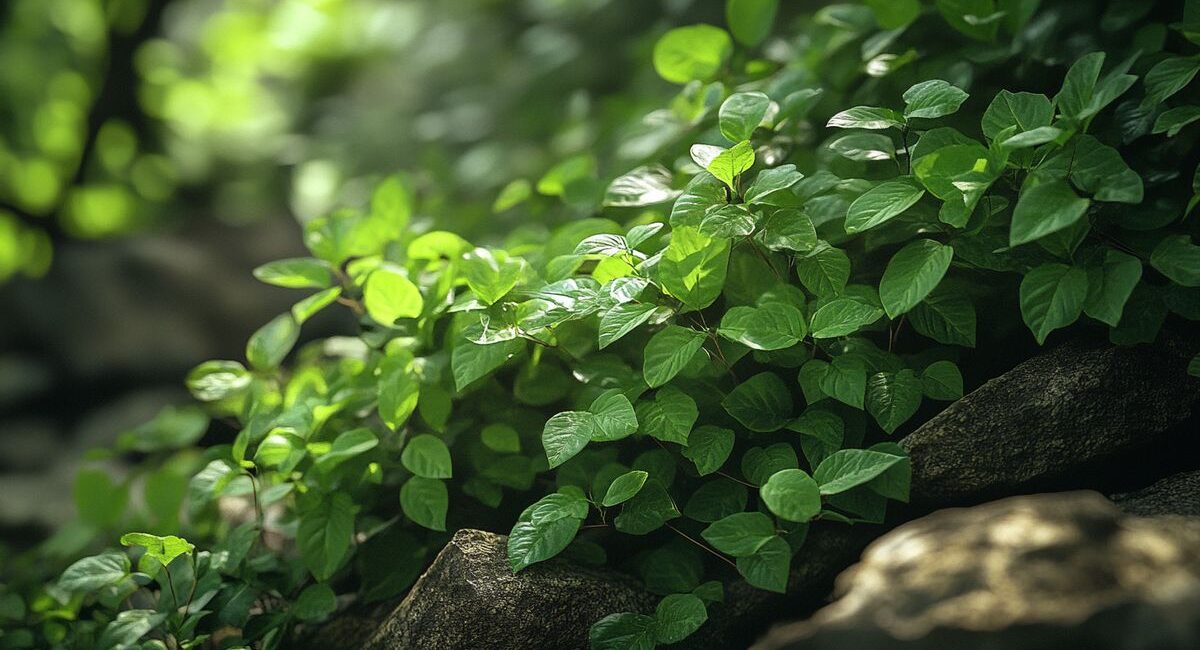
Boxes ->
[754,491,1200,650]
[1112,469,1200,517]
[900,336,1200,507]
[360,529,659,650]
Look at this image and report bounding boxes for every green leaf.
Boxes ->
[614,484,680,534]
[912,143,1001,227]
[463,248,524,305]
[1150,235,1200,287]
[590,613,658,650]
[602,471,649,507]
[542,411,597,468]
[844,178,925,234]
[1143,55,1200,107]
[643,325,708,388]
[1152,106,1200,137]
[903,80,969,120]
[787,409,844,467]
[293,286,342,324]
[795,242,851,296]
[829,133,895,162]
[401,434,453,479]
[810,298,884,338]
[865,370,923,433]
[653,24,733,84]
[760,469,821,522]
[814,449,906,495]
[451,339,524,390]
[1020,264,1090,344]
[363,266,423,326]
[981,90,1053,141]
[720,92,771,142]
[909,289,976,347]
[741,443,799,485]
[866,0,921,28]
[880,240,954,318]
[292,583,337,622]
[59,551,130,593]
[708,140,756,189]
[718,303,807,350]
[699,203,757,238]
[1084,249,1142,327]
[702,512,776,557]
[480,424,520,454]
[654,593,708,644]
[682,425,735,475]
[186,360,251,402]
[921,360,964,400]
[658,226,731,310]
[1061,136,1143,204]
[299,492,356,580]
[119,533,194,567]
[736,535,790,593]
[1188,354,1200,378]
[591,390,639,442]
[820,355,867,408]
[722,372,793,432]
[599,303,659,349]
[726,0,779,46]
[399,476,447,532]
[253,257,333,289]
[684,480,748,522]
[936,0,1000,41]
[827,106,905,130]
[605,165,679,207]
[758,209,818,252]
[494,178,532,212]
[97,610,166,650]
[246,313,300,370]
[315,428,379,473]
[671,172,727,227]
[509,493,586,572]
[745,165,804,204]
[1056,51,1135,120]
[637,386,698,445]
[74,468,128,528]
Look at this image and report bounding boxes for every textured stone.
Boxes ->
[362,529,659,650]
[901,337,1200,507]
[1113,469,1200,517]
[754,492,1200,650]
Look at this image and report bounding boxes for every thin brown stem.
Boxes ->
[716,471,756,488]
[665,522,738,570]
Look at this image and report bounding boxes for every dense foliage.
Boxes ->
[4,0,1200,648]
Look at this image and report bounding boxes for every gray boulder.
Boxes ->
[901,337,1200,507]
[753,491,1200,650]
[361,529,658,650]
[1113,469,1200,517]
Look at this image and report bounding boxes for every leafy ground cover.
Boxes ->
[3,0,1200,648]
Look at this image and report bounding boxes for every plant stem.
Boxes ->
[665,522,738,570]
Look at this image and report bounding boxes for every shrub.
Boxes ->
[5,0,1200,648]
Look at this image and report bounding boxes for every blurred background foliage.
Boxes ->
[0,0,697,544]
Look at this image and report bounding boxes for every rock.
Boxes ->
[753,492,1200,650]
[1113,469,1200,517]
[325,527,874,650]
[900,337,1200,507]
[361,529,659,649]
